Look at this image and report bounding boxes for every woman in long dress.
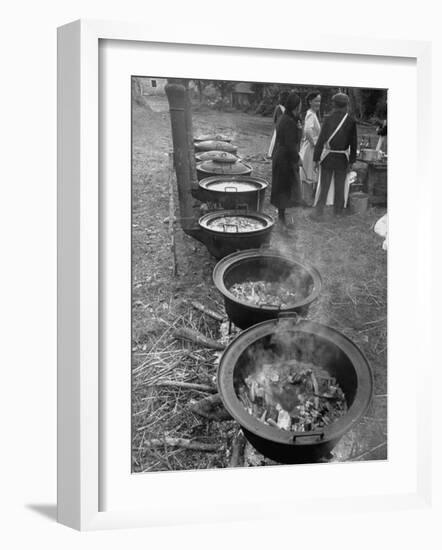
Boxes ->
[299,91,321,206]
[271,92,303,227]
[267,91,290,158]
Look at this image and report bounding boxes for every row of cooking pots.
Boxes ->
[212,248,373,464]
[193,138,374,464]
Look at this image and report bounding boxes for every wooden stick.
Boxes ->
[150,380,217,393]
[144,437,221,452]
[190,300,225,322]
[229,430,246,467]
[190,394,232,421]
[173,327,225,350]
[168,151,178,276]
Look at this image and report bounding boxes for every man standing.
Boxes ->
[311,92,357,219]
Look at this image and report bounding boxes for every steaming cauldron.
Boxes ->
[199,175,268,211]
[217,317,373,463]
[198,211,274,259]
[213,249,322,329]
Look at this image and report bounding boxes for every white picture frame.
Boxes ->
[57,19,433,531]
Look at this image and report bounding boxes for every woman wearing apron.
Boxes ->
[299,91,321,206]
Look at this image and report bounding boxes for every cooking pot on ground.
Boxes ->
[196,158,252,182]
[194,140,238,154]
[213,249,322,329]
[198,175,268,211]
[217,317,373,463]
[194,133,232,142]
[198,211,274,259]
[195,151,239,163]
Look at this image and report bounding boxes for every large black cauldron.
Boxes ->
[198,211,274,259]
[217,317,373,463]
[199,175,268,211]
[213,249,322,329]
[196,159,252,182]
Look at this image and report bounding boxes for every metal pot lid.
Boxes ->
[194,140,238,153]
[198,210,274,233]
[199,175,268,192]
[197,159,252,175]
[195,151,239,163]
[202,179,260,192]
[194,133,232,142]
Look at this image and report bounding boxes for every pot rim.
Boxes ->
[199,175,268,193]
[212,249,322,311]
[198,210,274,235]
[195,151,240,163]
[194,134,232,142]
[194,140,238,153]
[217,318,374,447]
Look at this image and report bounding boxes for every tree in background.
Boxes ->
[186,79,386,123]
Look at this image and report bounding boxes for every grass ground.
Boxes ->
[131,96,387,472]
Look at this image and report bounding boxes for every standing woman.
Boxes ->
[271,92,303,227]
[299,91,322,205]
[267,90,290,158]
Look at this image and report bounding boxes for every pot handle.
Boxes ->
[292,429,324,443]
[223,223,238,233]
[277,311,301,321]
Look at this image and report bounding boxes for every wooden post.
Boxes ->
[183,81,199,193]
[168,151,178,276]
[165,83,195,232]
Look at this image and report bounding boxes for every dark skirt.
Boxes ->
[271,147,301,208]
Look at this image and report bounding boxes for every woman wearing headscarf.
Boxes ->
[299,91,322,206]
[271,92,303,227]
[267,90,290,158]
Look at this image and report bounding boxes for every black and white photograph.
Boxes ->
[131,76,388,472]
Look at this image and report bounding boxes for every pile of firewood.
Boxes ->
[237,359,347,432]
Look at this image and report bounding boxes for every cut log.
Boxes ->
[173,327,225,350]
[190,300,225,322]
[151,380,217,393]
[190,393,232,421]
[229,430,246,467]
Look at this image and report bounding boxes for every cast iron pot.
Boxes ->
[213,249,322,329]
[194,140,238,154]
[217,316,373,463]
[196,159,252,182]
[198,211,274,259]
[194,133,232,142]
[195,151,239,163]
[198,175,268,211]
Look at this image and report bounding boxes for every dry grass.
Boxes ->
[131,98,388,472]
